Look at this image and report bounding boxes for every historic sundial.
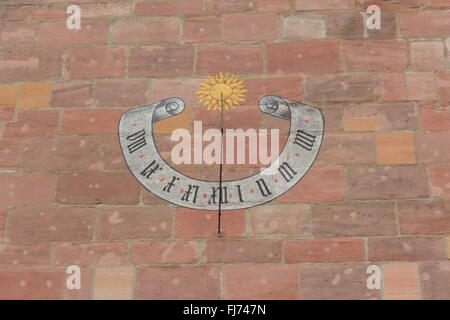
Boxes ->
[118,73,324,232]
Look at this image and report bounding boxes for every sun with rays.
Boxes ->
[195,72,247,111]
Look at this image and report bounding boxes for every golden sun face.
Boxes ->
[195,73,247,111]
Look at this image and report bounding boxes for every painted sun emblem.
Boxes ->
[196,72,247,111]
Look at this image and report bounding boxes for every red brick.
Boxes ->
[0,22,37,47]
[175,208,245,238]
[0,269,64,300]
[0,244,51,266]
[0,208,6,241]
[205,240,281,263]
[405,72,436,101]
[59,109,123,135]
[129,46,194,77]
[305,74,380,102]
[368,237,447,261]
[380,73,407,101]
[30,6,68,19]
[8,206,95,242]
[376,132,416,164]
[399,10,450,37]
[205,0,254,13]
[142,190,167,205]
[427,0,450,6]
[131,241,197,264]
[51,81,93,108]
[3,0,43,4]
[267,40,339,74]
[429,165,450,198]
[112,17,180,44]
[223,13,278,41]
[40,20,109,46]
[383,263,420,300]
[285,238,365,263]
[344,103,417,131]
[0,107,14,121]
[136,266,220,299]
[312,203,397,237]
[279,167,345,203]
[0,140,20,170]
[136,0,203,16]
[0,6,30,21]
[78,3,132,17]
[151,78,198,106]
[420,102,450,131]
[316,133,375,165]
[56,172,140,205]
[55,243,127,266]
[95,79,148,108]
[299,264,381,300]
[65,47,125,80]
[362,0,422,10]
[295,0,354,10]
[0,174,56,206]
[196,45,262,76]
[97,207,173,240]
[21,136,101,172]
[282,14,326,40]
[184,16,221,43]
[417,132,450,162]
[325,12,363,39]
[232,76,303,106]
[101,135,127,171]
[48,0,122,2]
[411,42,446,71]
[257,0,290,12]
[437,71,450,108]
[249,204,309,236]
[341,40,407,72]
[0,48,62,82]
[398,200,450,235]
[94,267,133,300]
[223,265,298,299]
[419,262,450,300]
[348,166,429,200]
[4,110,59,138]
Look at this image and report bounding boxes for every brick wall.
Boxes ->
[0,0,449,300]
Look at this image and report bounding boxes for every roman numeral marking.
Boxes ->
[208,187,228,205]
[181,185,200,204]
[294,130,316,151]
[140,160,162,179]
[236,185,244,203]
[256,178,272,197]
[126,129,147,154]
[278,162,297,182]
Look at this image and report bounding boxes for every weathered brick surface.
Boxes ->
[312,203,397,237]
[398,200,450,235]
[1,0,449,300]
[136,267,220,299]
[348,166,429,200]
[223,265,298,299]
[368,237,447,261]
[55,243,127,266]
[8,206,96,242]
[205,240,281,263]
[299,264,381,300]
[97,207,173,240]
[285,238,365,263]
